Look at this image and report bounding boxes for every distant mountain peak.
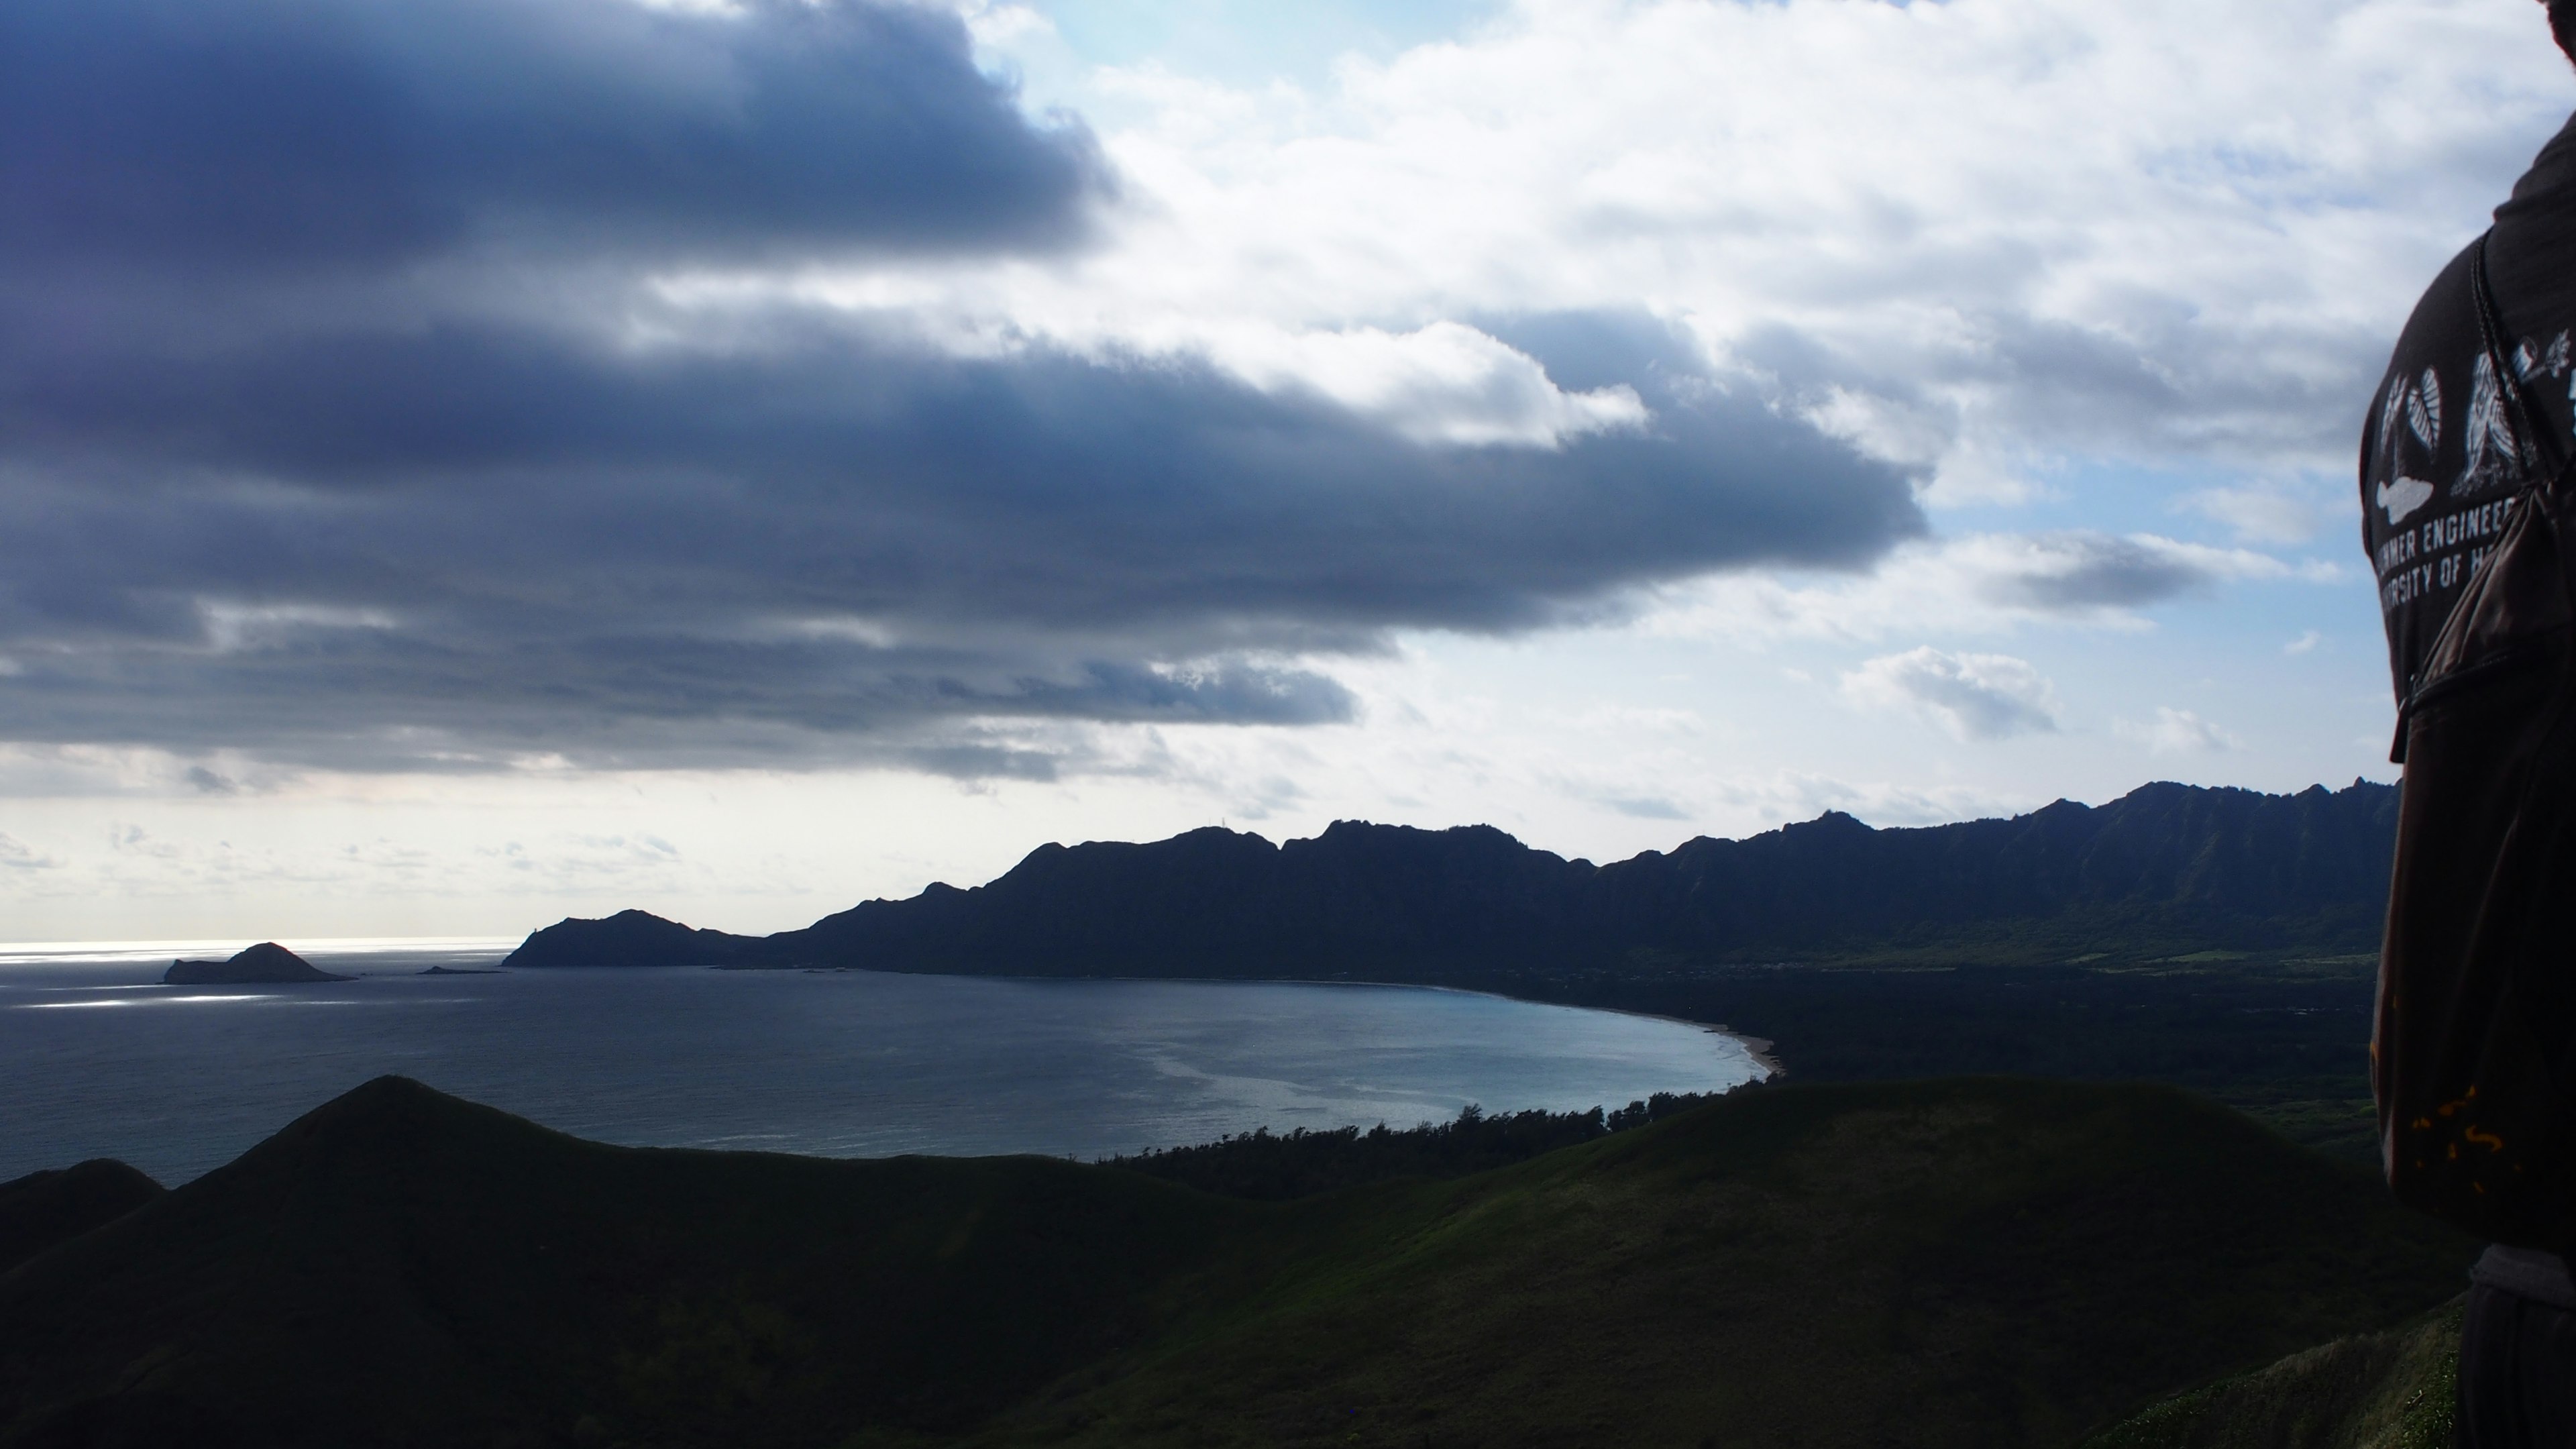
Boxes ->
[501,911,747,969]
[1784,810,1874,837]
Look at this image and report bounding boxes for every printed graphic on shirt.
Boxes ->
[2518,330,2573,386]
[2458,352,2520,497]
[2375,368,2442,527]
[2363,330,2573,667]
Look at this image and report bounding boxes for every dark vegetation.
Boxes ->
[1502,955,2383,1158]
[0,1075,2474,1449]
[1102,1091,1717,1199]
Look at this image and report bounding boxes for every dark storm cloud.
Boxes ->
[0,0,1107,276]
[0,315,1923,768]
[0,1,1927,775]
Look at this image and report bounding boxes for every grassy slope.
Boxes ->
[2081,1300,2462,1449]
[0,1077,2474,1449]
[983,1079,2471,1449]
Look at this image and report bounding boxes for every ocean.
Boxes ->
[0,938,1764,1184]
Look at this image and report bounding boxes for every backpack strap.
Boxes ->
[2470,231,2569,484]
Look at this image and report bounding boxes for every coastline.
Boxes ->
[739,962,1788,1085]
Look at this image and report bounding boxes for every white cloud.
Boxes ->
[948,0,2569,488]
[1699,769,2031,830]
[1189,319,1648,446]
[2121,706,2244,754]
[197,602,399,655]
[955,1,1053,48]
[1842,647,2063,741]
[2286,629,2324,655]
[0,833,62,870]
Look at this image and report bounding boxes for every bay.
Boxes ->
[0,937,1764,1184]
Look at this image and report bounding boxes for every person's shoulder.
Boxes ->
[2486,111,2576,329]
[2501,109,2576,215]
[2374,245,2480,418]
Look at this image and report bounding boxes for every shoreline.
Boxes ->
[736,961,1787,1084]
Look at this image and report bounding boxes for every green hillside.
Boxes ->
[2082,1301,2462,1449]
[0,1077,2473,1449]
[977,1079,2470,1449]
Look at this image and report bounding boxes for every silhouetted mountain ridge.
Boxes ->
[507,779,2398,973]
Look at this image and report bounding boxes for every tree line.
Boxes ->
[1099,1088,1735,1200]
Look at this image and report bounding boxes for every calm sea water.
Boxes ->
[0,938,1764,1185]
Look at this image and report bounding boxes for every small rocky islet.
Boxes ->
[162,943,350,986]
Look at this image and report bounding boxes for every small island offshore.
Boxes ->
[163,943,349,986]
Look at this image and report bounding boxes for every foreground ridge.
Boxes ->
[0,1073,2471,1448]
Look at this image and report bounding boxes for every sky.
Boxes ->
[0,0,2569,941]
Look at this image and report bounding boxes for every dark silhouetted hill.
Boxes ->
[0,1161,161,1277]
[0,1076,2471,1448]
[162,943,347,985]
[502,908,753,968]
[0,1077,1271,1449]
[508,780,2399,972]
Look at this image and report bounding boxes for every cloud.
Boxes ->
[7,0,2505,790]
[0,0,1110,282]
[1698,770,2029,832]
[1843,647,2062,742]
[1973,532,2331,613]
[1196,319,1648,447]
[1647,529,2334,645]
[0,297,1919,772]
[0,0,1928,780]
[1602,796,1688,821]
[2121,706,2243,755]
[2286,629,2323,655]
[0,833,63,870]
[965,0,2571,491]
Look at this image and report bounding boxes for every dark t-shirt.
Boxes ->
[2363,112,2576,712]
[2365,115,2576,1291]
